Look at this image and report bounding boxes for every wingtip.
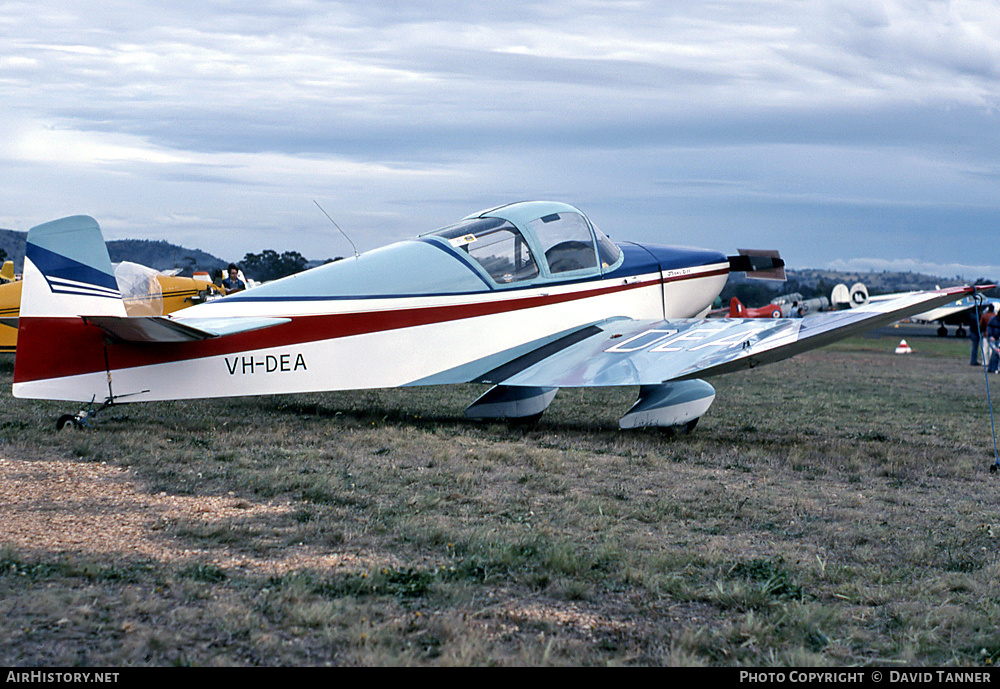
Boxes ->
[934,284,993,296]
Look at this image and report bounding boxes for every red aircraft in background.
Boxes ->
[727,292,831,319]
[728,297,784,319]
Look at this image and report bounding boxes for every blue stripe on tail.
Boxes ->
[26,243,121,299]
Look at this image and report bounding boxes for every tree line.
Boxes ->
[238,249,310,282]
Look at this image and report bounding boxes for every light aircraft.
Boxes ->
[902,297,971,337]
[905,295,1000,338]
[727,293,829,319]
[0,262,16,353]
[113,262,225,316]
[726,297,785,319]
[773,292,829,317]
[0,280,23,354]
[11,202,984,431]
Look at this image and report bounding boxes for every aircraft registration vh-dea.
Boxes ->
[11,201,986,432]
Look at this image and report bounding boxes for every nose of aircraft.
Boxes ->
[629,243,729,273]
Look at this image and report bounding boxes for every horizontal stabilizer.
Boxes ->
[728,249,786,281]
[83,315,290,343]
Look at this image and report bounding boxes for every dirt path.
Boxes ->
[0,455,387,574]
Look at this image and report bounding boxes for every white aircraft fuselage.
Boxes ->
[13,201,729,403]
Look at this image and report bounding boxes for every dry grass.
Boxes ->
[1,330,1000,666]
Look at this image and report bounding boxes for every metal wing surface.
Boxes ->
[494,286,980,388]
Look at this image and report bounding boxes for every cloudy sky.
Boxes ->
[2,1,999,279]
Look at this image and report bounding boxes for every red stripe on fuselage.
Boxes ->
[14,316,110,384]
[15,268,729,383]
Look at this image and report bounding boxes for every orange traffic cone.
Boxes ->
[895,339,913,354]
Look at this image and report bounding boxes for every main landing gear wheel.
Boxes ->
[990,464,998,475]
[937,326,948,337]
[662,418,700,438]
[506,412,544,428]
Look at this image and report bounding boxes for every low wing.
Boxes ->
[481,286,982,388]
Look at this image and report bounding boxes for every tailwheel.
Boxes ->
[54,395,115,432]
[56,414,79,431]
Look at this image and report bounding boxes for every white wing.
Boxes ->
[476,286,980,387]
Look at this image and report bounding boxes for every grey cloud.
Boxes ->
[3,1,1000,276]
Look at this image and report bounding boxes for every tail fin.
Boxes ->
[14,216,125,400]
[19,216,126,319]
[849,282,869,308]
[0,260,14,282]
[729,297,745,318]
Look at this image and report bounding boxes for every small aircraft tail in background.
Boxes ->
[831,283,870,310]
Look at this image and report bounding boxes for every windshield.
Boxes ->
[592,224,622,268]
[433,218,539,284]
[528,212,599,274]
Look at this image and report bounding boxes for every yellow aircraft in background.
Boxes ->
[1,261,20,353]
[0,260,224,353]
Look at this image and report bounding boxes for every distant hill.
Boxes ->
[105,239,227,276]
[0,229,228,276]
[0,230,25,269]
[784,268,964,295]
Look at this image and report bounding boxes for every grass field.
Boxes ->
[2,330,1000,667]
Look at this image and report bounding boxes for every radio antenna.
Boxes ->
[313,200,360,259]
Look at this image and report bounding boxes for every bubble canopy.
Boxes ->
[225,201,626,301]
